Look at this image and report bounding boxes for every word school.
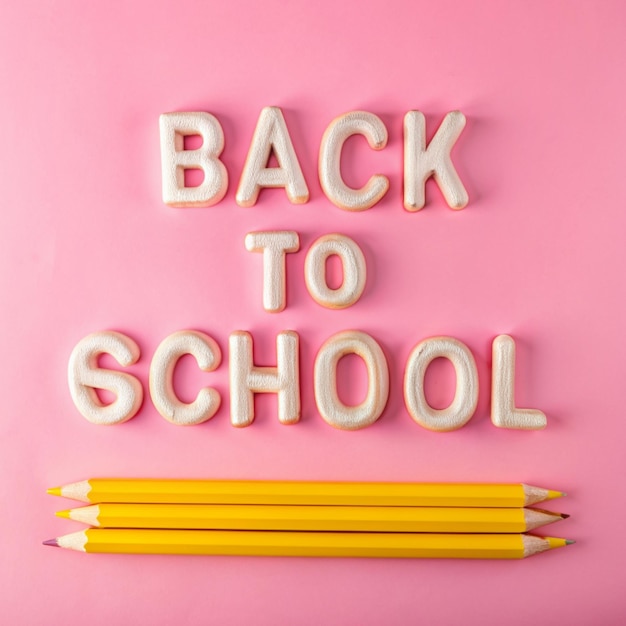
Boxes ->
[68,331,546,432]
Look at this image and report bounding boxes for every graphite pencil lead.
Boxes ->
[42,538,58,547]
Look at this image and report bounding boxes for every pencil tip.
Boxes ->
[55,510,71,519]
[565,539,576,545]
[560,513,570,519]
[42,538,58,547]
[47,487,62,496]
[546,489,566,500]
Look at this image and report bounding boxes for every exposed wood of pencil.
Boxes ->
[56,503,567,533]
[47,479,565,507]
[43,530,574,559]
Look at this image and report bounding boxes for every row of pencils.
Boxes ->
[45,478,574,559]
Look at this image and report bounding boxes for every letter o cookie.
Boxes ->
[304,233,366,309]
[314,330,389,430]
[404,336,478,431]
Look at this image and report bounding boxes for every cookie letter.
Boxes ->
[236,107,309,206]
[319,112,389,211]
[491,335,547,429]
[403,111,468,210]
[68,331,143,425]
[245,231,300,312]
[404,337,478,431]
[149,331,222,425]
[160,112,228,207]
[304,234,366,309]
[229,331,300,426]
[314,330,389,430]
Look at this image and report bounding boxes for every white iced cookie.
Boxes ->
[245,231,300,313]
[236,106,309,206]
[229,331,300,427]
[68,331,143,425]
[491,335,547,429]
[404,336,478,431]
[403,111,468,210]
[314,330,389,430]
[159,112,228,207]
[149,330,222,426]
[304,233,366,309]
[319,111,389,211]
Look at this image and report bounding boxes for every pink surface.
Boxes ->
[1,0,625,623]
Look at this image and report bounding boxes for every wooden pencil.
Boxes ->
[43,529,574,559]
[56,503,567,533]
[47,479,565,507]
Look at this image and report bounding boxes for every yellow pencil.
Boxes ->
[43,529,574,559]
[47,479,565,507]
[56,503,567,533]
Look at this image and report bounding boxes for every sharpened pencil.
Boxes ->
[43,529,575,559]
[47,479,565,507]
[56,503,567,533]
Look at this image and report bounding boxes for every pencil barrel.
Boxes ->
[70,503,560,533]
[55,479,562,507]
[82,529,531,559]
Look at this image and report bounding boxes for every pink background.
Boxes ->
[1,1,625,623]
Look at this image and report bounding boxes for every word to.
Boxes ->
[245,230,365,312]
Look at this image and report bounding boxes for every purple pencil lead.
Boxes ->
[43,538,58,547]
